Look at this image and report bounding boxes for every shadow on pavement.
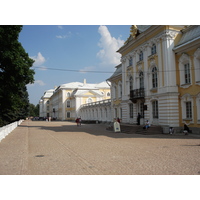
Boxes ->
[19,121,200,140]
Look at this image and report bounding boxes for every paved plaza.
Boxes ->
[0,120,200,175]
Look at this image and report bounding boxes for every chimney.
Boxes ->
[83,79,86,85]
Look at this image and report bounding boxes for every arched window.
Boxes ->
[152,67,158,88]
[67,100,70,107]
[151,44,156,55]
[179,53,192,87]
[87,97,92,103]
[184,63,191,84]
[129,57,133,66]
[139,71,144,88]
[139,51,143,61]
[107,92,111,97]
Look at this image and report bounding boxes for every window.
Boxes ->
[129,57,133,66]
[184,63,191,84]
[140,102,144,118]
[67,100,70,107]
[129,104,133,118]
[152,67,158,88]
[107,92,110,97]
[67,92,70,97]
[114,86,117,98]
[119,83,122,97]
[179,53,191,87]
[87,97,92,103]
[139,71,144,88]
[151,44,156,55]
[194,48,200,83]
[129,76,133,91]
[152,100,158,118]
[186,102,192,119]
[139,51,143,61]
[67,112,70,118]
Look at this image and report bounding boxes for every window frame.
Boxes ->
[184,63,191,84]
[129,104,133,118]
[152,100,158,118]
[152,67,158,88]
[151,44,156,55]
[186,101,192,119]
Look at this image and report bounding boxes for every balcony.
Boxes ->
[130,88,145,103]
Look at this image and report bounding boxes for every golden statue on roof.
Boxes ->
[124,25,138,45]
[130,25,138,38]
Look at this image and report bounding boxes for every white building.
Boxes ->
[39,80,111,121]
[107,25,200,133]
[39,89,54,118]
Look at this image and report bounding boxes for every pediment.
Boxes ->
[76,90,103,96]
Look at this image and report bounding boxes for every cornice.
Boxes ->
[117,25,161,54]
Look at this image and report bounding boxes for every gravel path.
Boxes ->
[0,120,200,175]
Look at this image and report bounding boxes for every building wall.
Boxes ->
[109,25,200,133]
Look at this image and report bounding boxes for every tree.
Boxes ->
[29,103,39,117]
[0,25,35,126]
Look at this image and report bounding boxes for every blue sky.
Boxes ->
[19,25,131,105]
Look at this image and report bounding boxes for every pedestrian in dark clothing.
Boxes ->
[183,124,190,135]
[117,118,120,123]
[76,118,79,126]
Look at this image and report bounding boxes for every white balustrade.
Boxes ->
[0,120,24,142]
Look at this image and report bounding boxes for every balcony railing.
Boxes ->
[130,88,145,103]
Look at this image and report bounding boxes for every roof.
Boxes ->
[107,64,122,80]
[137,25,152,33]
[60,81,109,89]
[42,89,54,98]
[73,89,104,96]
[60,82,83,89]
[174,25,200,49]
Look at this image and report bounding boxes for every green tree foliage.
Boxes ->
[0,25,35,127]
[29,103,39,117]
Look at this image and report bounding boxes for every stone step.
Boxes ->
[120,125,163,135]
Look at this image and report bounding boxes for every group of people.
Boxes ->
[75,117,82,126]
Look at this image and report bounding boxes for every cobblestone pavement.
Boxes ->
[0,120,200,175]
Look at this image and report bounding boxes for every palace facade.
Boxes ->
[39,25,200,134]
[107,25,200,133]
[39,79,111,121]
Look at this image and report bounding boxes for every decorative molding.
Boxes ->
[194,48,200,59]
[179,53,190,64]
[161,30,178,41]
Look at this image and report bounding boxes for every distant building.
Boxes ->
[39,89,54,118]
[107,25,200,133]
[39,79,111,121]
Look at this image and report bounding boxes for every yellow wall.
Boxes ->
[176,49,200,127]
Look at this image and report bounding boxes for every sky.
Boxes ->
[19,25,131,105]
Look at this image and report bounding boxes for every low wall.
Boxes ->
[0,120,24,142]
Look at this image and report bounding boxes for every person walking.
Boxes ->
[76,118,79,126]
[79,117,82,126]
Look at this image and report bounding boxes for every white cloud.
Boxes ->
[30,52,46,67]
[56,31,72,39]
[27,80,46,87]
[97,25,124,67]
[58,25,63,29]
